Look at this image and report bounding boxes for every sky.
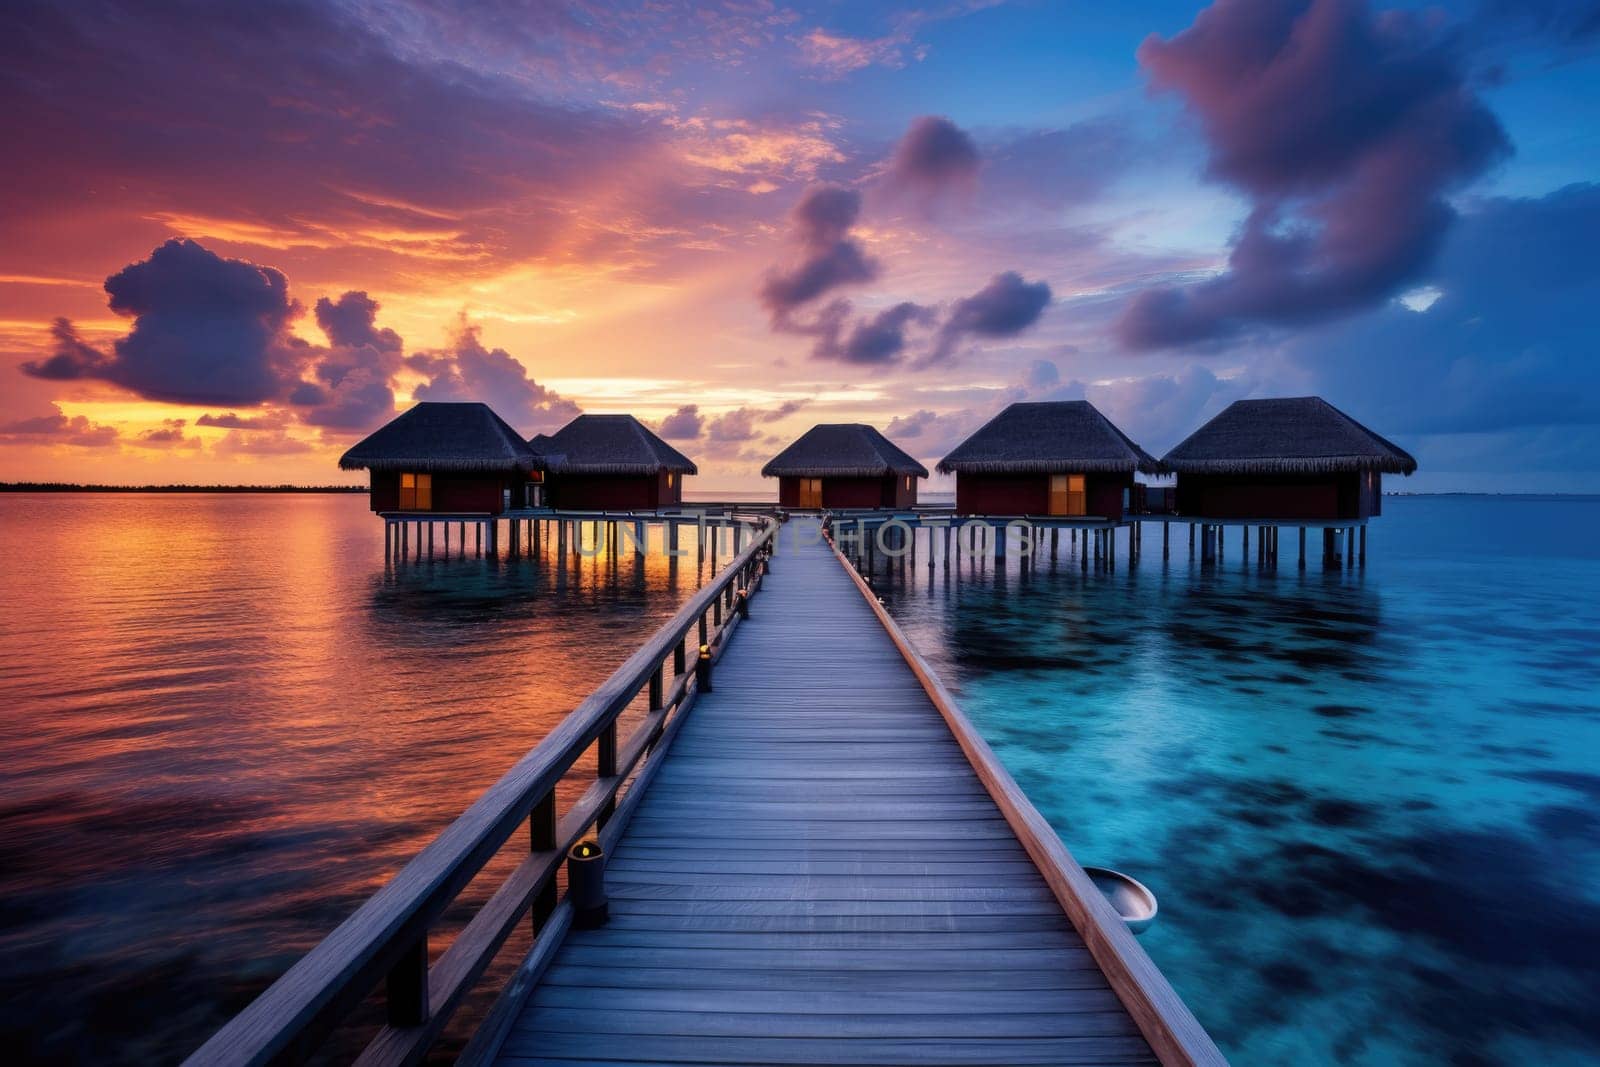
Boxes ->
[2,0,1598,493]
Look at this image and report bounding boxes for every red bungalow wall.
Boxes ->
[777,475,918,509]
[547,470,685,510]
[1174,472,1382,520]
[954,472,1131,520]
[367,471,512,514]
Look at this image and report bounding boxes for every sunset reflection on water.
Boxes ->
[0,493,727,1063]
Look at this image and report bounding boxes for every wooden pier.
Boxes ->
[186,518,1221,1067]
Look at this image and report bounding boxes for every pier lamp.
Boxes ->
[696,643,714,691]
[736,589,749,617]
[568,839,609,929]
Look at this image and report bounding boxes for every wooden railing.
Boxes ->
[825,524,1227,1067]
[185,515,779,1067]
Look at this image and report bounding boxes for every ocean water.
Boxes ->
[0,493,735,1064]
[867,496,1600,1065]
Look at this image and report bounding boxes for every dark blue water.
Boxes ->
[872,496,1600,1065]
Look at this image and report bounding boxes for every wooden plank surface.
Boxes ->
[494,522,1161,1066]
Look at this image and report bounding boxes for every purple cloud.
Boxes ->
[0,404,120,448]
[658,405,704,440]
[23,240,300,405]
[882,116,980,210]
[760,186,878,319]
[408,320,580,435]
[1118,0,1510,350]
[299,290,405,431]
[815,301,935,364]
[196,411,290,430]
[926,271,1052,365]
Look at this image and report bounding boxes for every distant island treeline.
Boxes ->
[0,483,366,493]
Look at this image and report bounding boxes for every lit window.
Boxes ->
[1048,474,1086,516]
[905,476,912,491]
[666,472,675,488]
[399,472,432,510]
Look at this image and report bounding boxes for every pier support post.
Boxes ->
[401,521,409,559]
[1243,524,1249,564]
[1163,522,1170,561]
[427,522,435,559]
[1346,526,1355,568]
[1188,523,1195,560]
[1360,526,1367,568]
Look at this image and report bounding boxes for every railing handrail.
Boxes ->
[185,513,778,1067]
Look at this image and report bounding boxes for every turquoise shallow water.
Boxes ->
[872,496,1600,1066]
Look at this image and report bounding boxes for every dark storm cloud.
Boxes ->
[882,116,980,209]
[926,271,1052,365]
[759,186,878,318]
[1117,0,1510,350]
[408,322,581,435]
[815,301,935,364]
[23,239,301,405]
[657,405,704,440]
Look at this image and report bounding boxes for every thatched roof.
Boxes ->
[761,424,929,479]
[1161,397,1417,475]
[339,402,543,473]
[531,414,698,476]
[937,401,1160,475]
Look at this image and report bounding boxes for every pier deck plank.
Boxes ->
[493,527,1156,1067]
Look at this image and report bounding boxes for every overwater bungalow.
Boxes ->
[762,423,928,509]
[1161,397,1417,521]
[938,400,1160,519]
[532,414,697,510]
[339,401,544,514]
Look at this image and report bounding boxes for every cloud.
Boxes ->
[926,271,1052,365]
[815,301,935,364]
[298,290,405,431]
[706,408,759,443]
[796,28,917,78]
[0,404,120,448]
[134,418,202,449]
[881,116,980,211]
[212,430,315,456]
[1117,0,1510,350]
[408,318,581,435]
[657,404,704,440]
[0,1,660,278]
[759,186,878,319]
[22,239,302,404]
[1278,182,1600,447]
[314,291,402,354]
[196,411,290,430]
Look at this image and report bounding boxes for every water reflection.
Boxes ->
[0,495,719,1063]
[872,499,1600,1065]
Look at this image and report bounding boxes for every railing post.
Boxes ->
[649,664,664,711]
[530,790,557,931]
[597,723,617,826]
[673,637,687,676]
[386,934,429,1027]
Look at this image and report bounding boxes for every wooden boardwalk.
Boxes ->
[492,526,1166,1066]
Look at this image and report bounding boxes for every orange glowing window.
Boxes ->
[1048,474,1086,516]
[666,472,676,489]
[399,472,432,510]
